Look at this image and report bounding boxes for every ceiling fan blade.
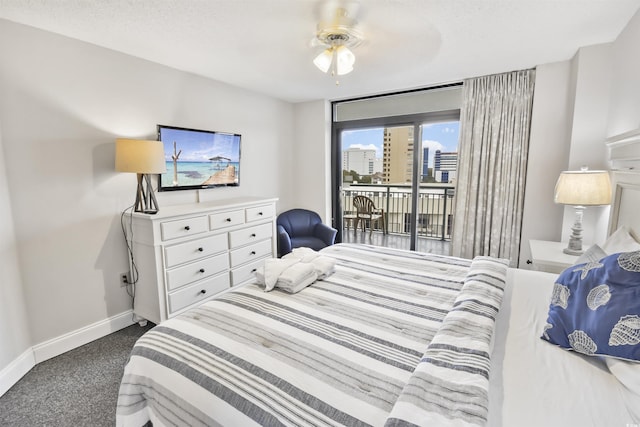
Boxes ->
[314,0,361,30]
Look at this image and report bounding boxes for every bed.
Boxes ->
[117,244,508,426]
[117,176,640,427]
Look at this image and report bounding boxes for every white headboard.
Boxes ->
[608,171,640,239]
[606,128,640,239]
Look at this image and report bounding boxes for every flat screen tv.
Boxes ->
[157,124,241,191]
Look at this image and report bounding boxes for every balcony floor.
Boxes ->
[339,227,451,256]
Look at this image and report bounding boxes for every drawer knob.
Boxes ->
[250,251,256,255]
[251,268,257,273]
[184,226,191,231]
[198,247,204,252]
[250,233,256,237]
[226,218,232,222]
[200,289,207,294]
[199,268,205,273]
[258,212,263,216]
[526,260,532,264]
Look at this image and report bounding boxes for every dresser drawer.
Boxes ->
[229,223,273,248]
[167,273,230,315]
[164,234,228,268]
[166,253,229,291]
[160,216,208,241]
[209,209,245,231]
[246,204,275,222]
[231,258,264,286]
[230,239,273,267]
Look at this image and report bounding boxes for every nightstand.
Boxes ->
[529,240,580,274]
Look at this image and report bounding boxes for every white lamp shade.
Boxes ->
[313,49,333,73]
[554,169,612,206]
[335,45,355,75]
[115,139,167,174]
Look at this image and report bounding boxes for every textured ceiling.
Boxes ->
[1,0,639,103]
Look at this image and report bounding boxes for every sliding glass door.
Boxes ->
[417,121,459,251]
[340,125,416,251]
[334,116,459,252]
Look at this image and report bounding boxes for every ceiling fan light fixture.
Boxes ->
[313,49,333,73]
[313,33,357,79]
[312,6,362,82]
[334,45,355,75]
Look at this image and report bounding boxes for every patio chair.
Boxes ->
[352,195,386,236]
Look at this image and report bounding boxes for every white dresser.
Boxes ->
[127,197,277,324]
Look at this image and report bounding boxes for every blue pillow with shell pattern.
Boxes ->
[541,250,640,361]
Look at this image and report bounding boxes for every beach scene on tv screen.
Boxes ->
[159,127,240,188]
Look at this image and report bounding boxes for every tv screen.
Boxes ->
[157,124,241,191]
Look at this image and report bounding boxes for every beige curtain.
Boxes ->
[451,69,535,266]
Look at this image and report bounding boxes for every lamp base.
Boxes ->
[134,173,160,214]
[563,205,585,256]
[563,247,584,256]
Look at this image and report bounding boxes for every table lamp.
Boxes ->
[115,138,167,214]
[554,167,611,255]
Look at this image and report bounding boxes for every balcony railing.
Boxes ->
[341,183,456,240]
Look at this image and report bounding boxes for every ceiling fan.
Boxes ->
[312,1,363,83]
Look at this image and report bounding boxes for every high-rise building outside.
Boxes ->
[342,148,377,176]
[383,127,414,183]
[371,158,383,175]
[421,147,429,181]
[434,150,458,183]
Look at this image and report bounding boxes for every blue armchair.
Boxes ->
[276,209,337,257]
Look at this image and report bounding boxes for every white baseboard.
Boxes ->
[0,310,135,397]
[0,348,35,397]
[33,310,135,364]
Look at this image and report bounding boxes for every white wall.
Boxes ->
[0,120,32,395]
[291,100,332,222]
[0,18,294,356]
[559,43,613,246]
[608,8,640,136]
[518,61,573,267]
[566,45,612,171]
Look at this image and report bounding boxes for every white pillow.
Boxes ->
[602,226,640,254]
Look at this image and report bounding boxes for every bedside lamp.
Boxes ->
[554,167,611,255]
[115,138,167,214]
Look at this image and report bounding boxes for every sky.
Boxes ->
[342,121,460,167]
[160,127,241,162]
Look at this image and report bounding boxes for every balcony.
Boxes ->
[340,183,454,255]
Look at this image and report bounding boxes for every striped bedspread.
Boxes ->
[116,244,507,427]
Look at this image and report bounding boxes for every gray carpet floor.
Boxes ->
[0,322,154,426]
